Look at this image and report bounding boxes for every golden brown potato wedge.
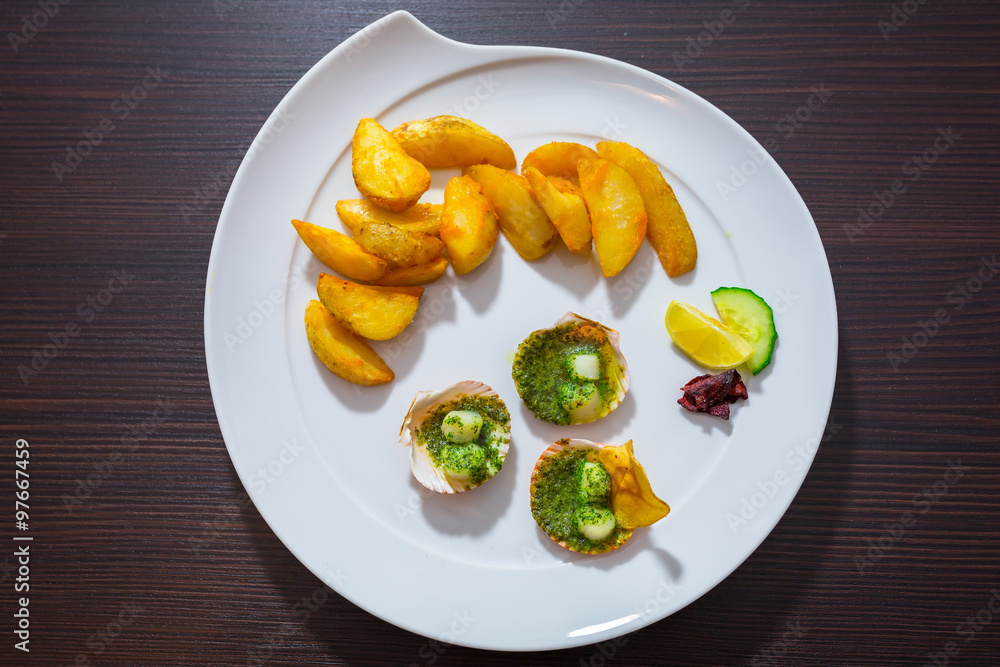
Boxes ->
[354,219,445,268]
[304,300,393,386]
[291,218,387,282]
[440,175,500,274]
[316,273,423,341]
[464,164,557,261]
[336,199,443,236]
[371,256,449,286]
[577,157,648,277]
[597,141,696,277]
[391,115,516,170]
[352,117,431,212]
[522,167,592,255]
[521,142,599,183]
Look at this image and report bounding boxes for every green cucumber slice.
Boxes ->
[711,287,777,375]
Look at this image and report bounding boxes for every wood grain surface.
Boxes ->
[2,0,998,665]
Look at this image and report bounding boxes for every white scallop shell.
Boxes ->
[529,438,633,554]
[522,312,631,424]
[399,380,511,494]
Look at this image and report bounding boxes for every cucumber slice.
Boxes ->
[710,287,777,375]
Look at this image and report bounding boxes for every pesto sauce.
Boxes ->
[416,395,509,487]
[530,445,628,553]
[512,322,619,425]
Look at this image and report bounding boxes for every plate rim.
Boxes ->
[204,9,839,651]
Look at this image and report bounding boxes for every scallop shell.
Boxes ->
[529,438,633,555]
[399,380,511,494]
[514,312,631,425]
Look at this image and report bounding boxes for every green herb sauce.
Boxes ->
[512,321,622,425]
[530,443,630,554]
[416,394,509,489]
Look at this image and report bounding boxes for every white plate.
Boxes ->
[204,10,837,652]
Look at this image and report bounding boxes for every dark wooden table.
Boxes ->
[3,1,999,664]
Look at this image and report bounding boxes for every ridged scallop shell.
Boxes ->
[400,380,511,494]
[514,312,631,425]
[529,438,633,554]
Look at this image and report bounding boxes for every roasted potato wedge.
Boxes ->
[577,157,648,277]
[352,117,431,212]
[464,164,557,261]
[304,300,393,386]
[371,256,449,286]
[316,273,422,341]
[521,142,600,183]
[440,175,500,274]
[354,219,445,268]
[336,199,443,236]
[391,115,517,170]
[291,218,387,282]
[522,167,592,255]
[597,141,696,276]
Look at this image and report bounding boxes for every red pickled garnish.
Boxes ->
[677,369,748,420]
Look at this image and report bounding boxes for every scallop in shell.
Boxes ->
[512,313,630,425]
[400,380,511,494]
[529,438,633,555]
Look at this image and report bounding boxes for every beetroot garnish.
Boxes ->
[677,369,748,420]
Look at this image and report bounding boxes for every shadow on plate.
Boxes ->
[454,238,503,314]
[414,439,517,536]
[310,353,394,412]
[523,242,603,301]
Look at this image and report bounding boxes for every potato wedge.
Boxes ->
[597,141,696,276]
[523,167,592,255]
[354,219,445,268]
[577,158,647,277]
[440,175,500,274]
[316,273,422,341]
[352,117,431,212]
[304,300,393,386]
[391,115,516,170]
[371,256,449,286]
[291,218,387,282]
[464,164,557,261]
[336,199,443,236]
[521,142,599,183]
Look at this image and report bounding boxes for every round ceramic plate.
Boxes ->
[204,11,837,652]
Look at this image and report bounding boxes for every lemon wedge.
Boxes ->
[665,300,753,369]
